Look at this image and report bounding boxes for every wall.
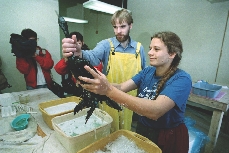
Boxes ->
[216,14,229,84]
[61,0,229,116]
[0,0,60,93]
[83,0,229,85]
[58,0,85,44]
[84,10,114,49]
[128,0,229,85]
[1,0,228,94]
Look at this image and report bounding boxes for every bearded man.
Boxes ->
[61,9,146,133]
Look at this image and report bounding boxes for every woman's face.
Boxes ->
[148,38,175,68]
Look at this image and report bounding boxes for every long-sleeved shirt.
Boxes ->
[16,46,54,88]
[82,37,146,75]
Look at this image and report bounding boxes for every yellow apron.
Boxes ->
[100,39,142,133]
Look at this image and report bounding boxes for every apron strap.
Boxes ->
[107,39,141,58]
[107,39,115,55]
[135,42,141,58]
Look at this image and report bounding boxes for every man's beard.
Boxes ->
[116,30,130,42]
[116,34,129,42]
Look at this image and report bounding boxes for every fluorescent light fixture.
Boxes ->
[63,17,88,23]
[83,0,128,14]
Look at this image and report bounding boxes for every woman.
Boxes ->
[78,31,192,153]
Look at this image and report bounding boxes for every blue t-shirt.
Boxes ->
[132,66,192,129]
[82,37,146,75]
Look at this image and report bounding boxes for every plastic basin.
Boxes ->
[11,114,30,131]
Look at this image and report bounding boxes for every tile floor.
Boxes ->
[131,105,229,153]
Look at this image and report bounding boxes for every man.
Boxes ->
[16,28,54,90]
[62,9,146,132]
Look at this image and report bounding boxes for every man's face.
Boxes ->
[113,21,132,42]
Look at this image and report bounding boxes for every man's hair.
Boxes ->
[69,32,83,42]
[21,29,37,40]
[111,9,133,25]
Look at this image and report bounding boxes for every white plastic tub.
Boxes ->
[51,108,113,153]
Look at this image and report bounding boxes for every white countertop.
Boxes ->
[0,88,70,153]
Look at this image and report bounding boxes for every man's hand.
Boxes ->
[62,35,82,58]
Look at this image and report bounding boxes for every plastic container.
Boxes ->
[39,96,81,129]
[185,117,209,153]
[11,114,30,131]
[18,93,30,104]
[1,105,16,117]
[0,93,17,106]
[51,108,113,153]
[77,129,162,153]
[192,81,222,98]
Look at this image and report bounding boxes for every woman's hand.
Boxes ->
[62,35,82,58]
[79,65,113,95]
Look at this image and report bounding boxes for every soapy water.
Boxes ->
[57,114,108,137]
[94,135,146,153]
[44,102,76,115]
